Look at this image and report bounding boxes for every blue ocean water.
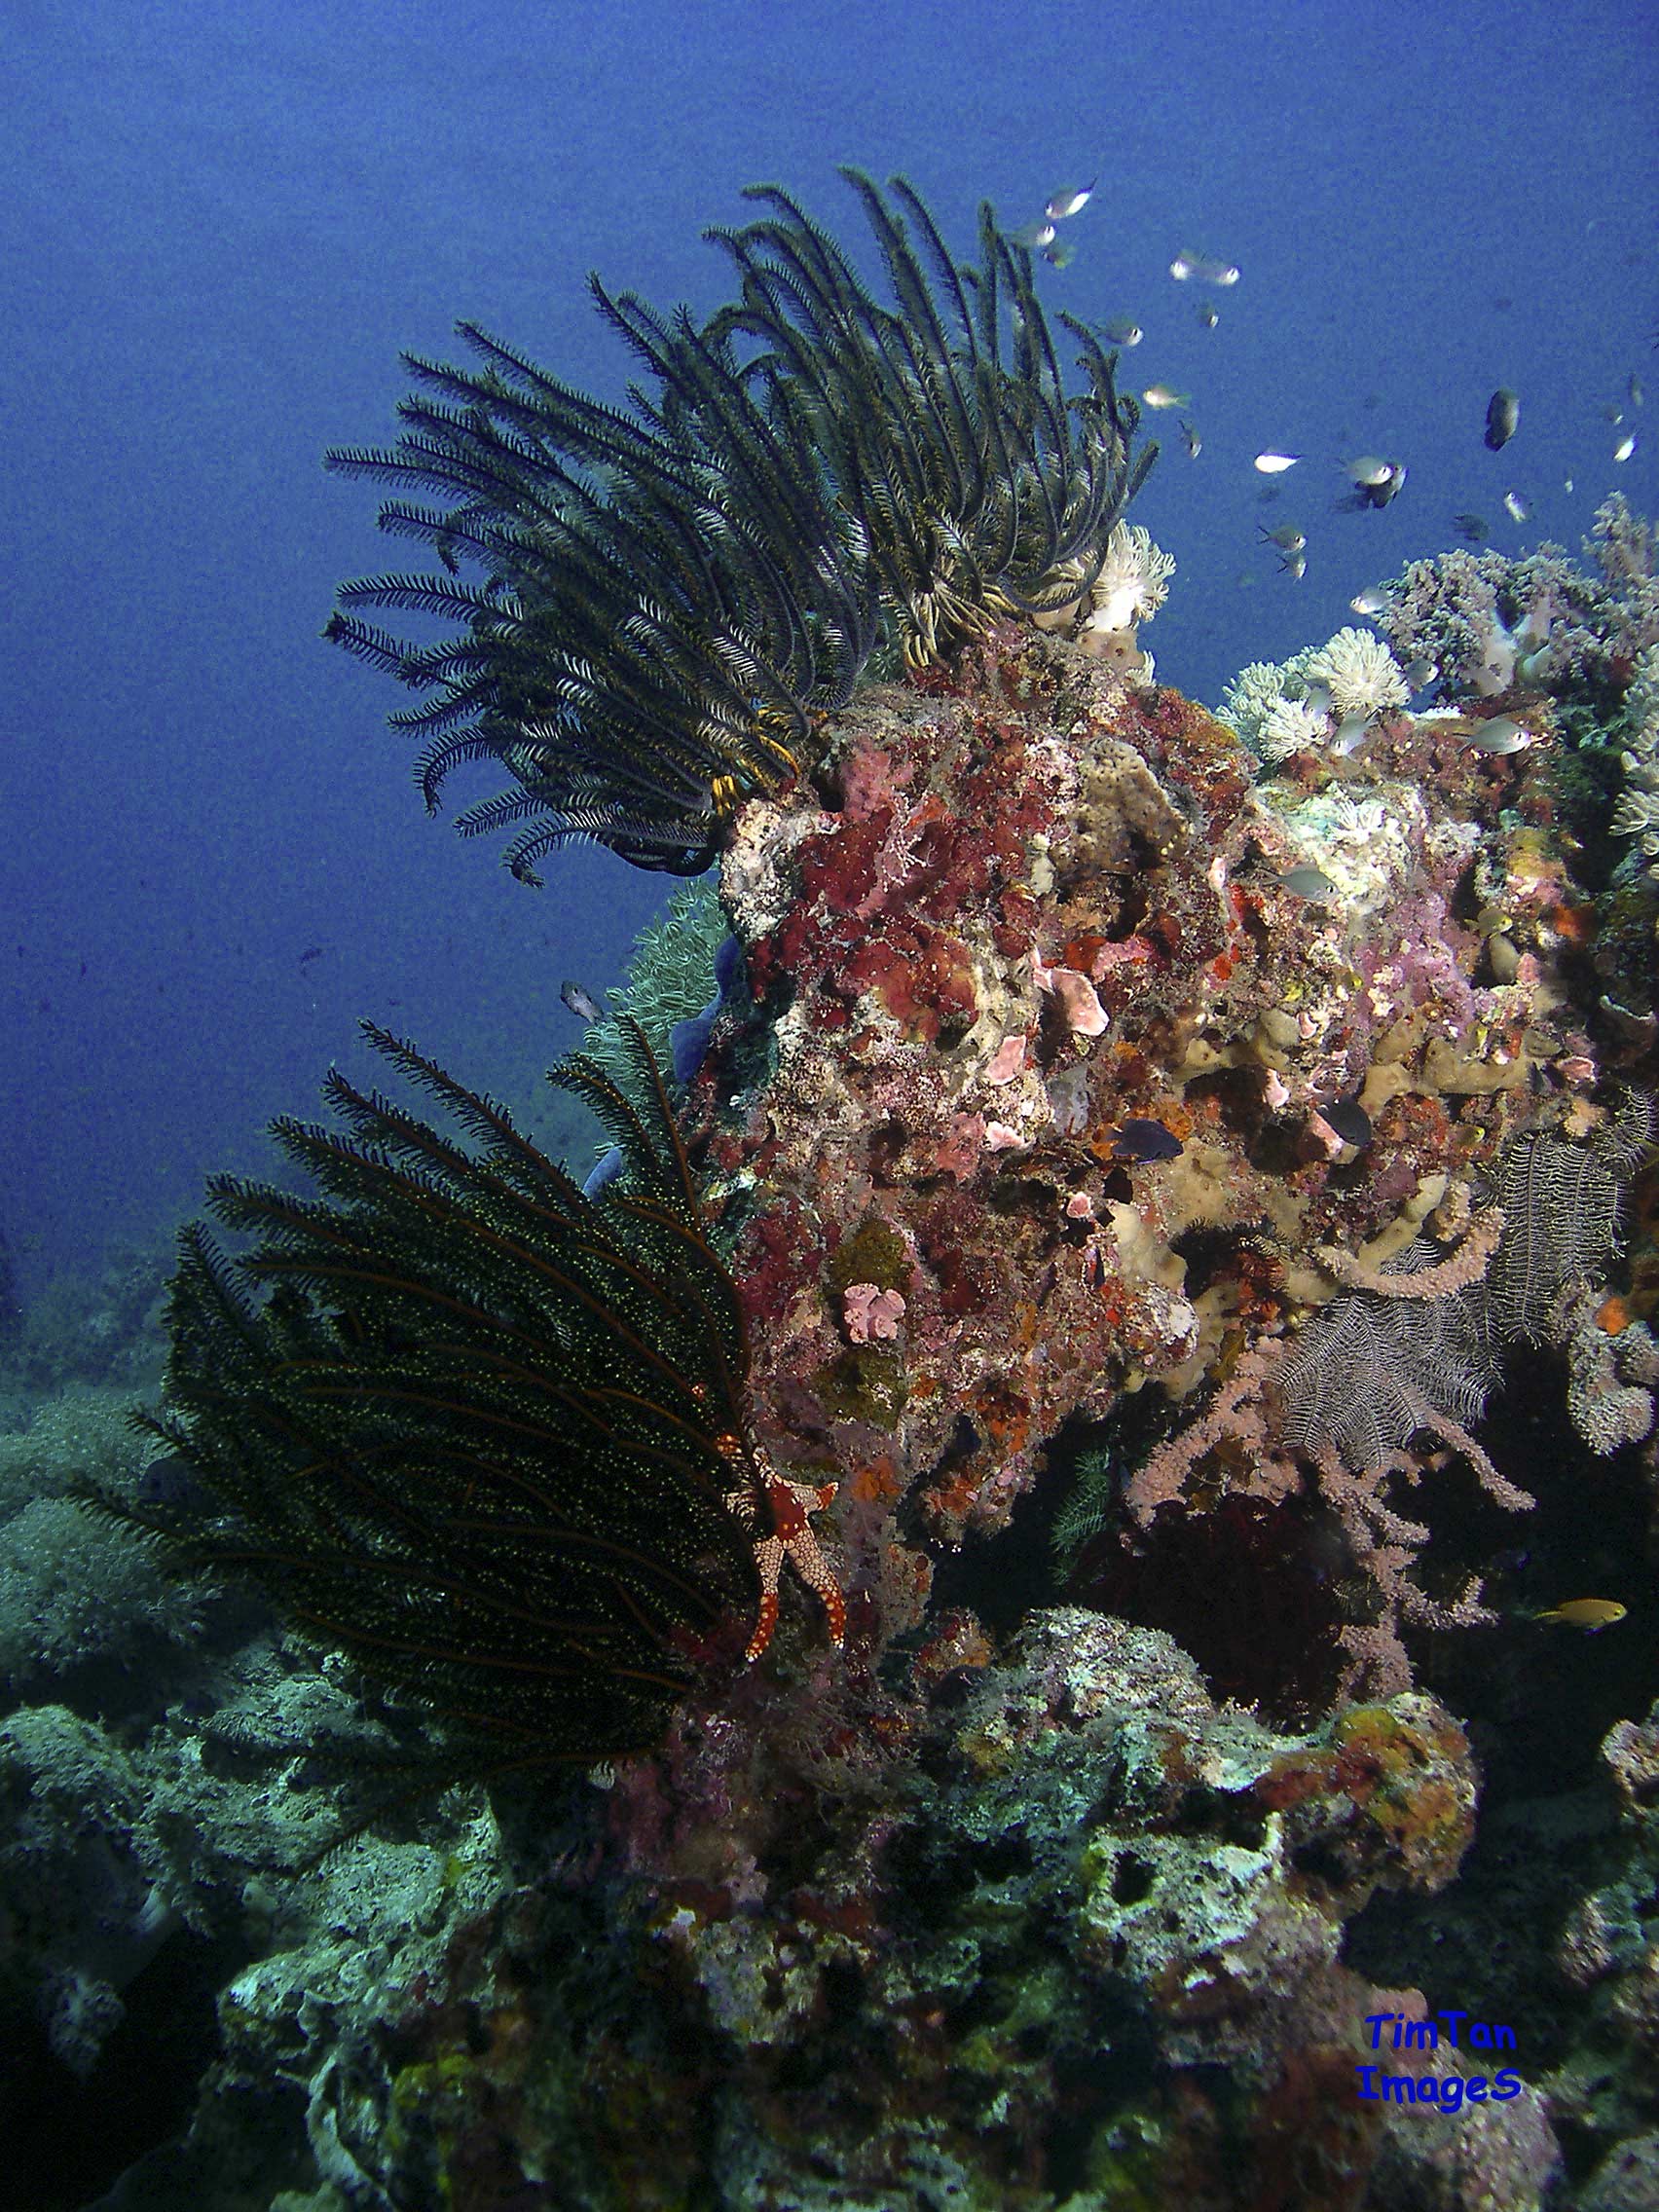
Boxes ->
[1,0,1652,1297]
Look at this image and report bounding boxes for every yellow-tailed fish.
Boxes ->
[1530,1599,1626,1634]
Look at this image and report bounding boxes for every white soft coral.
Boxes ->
[1302,626,1410,717]
[1086,522,1175,640]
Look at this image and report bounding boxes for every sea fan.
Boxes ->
[1274,1242,1500,1474]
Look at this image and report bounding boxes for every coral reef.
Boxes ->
[39,1614,1488,2208]
[11,216,1659,2201]
[1218,624,1411,759]
[0,1387,210,1693]
[1376,497,1659,700]
[686,610,1647,1701]
[1375,496,1659,1001]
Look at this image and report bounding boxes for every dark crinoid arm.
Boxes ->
[80,1019,763,1799]
[703,169,1157,668]
[323,295,870,879]
[324,170,1155,880]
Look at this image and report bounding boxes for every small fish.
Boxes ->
[1111,1117,1184,1161]
[1180,420,1202,458]
[1169,247,1239,286]
[1453,511,1490,542]
[1630,372,1645,408]
[1530,1599,1626,1634]
[1254,452,1300,474]
[1259,523,1307,553]
[1343,455,1396,487]
[1484,387,1519,451]
[1462,716,1531,756]
[1503,490,1530,524]
[1322,1097,1373,1149]
[1332,712,1371,756]
[1302,683,1332,719]
[1564,477,1575,494]
[1098,317,1143,347]
[1009,218,1057,251]
[1341,461,1407,510]
[1349,586,1387,617]
[1403,657,1436,690]
[1279,548,1308,581]
[1141,384,1190,410]
[1042,238,1076,271]
[1045,182,1095,221]
[581,1145,623,1199]
[1196,302,1219,330]
[562,979,603,1022]
[1279,865,1338,900]
[1614,431,1638,462]
[298,945,325,967]
[1602,402,1625,424]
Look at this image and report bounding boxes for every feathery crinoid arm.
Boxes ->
[325,173,1157,877]
[82,1019,759,1786]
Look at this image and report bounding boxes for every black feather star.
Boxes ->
[325,170,1156,878]
[705,172,1157,669]
[78,1021,828,1791]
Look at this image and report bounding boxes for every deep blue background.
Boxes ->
[2,0,1653,1295]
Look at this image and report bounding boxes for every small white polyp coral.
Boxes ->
[1085,523,1175,643]
[1626,644,1659,737]
[1611,645,1659,881]
[1217,661,1290,755]
[1257,696,1329,762]
[1302,626,1410,718]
